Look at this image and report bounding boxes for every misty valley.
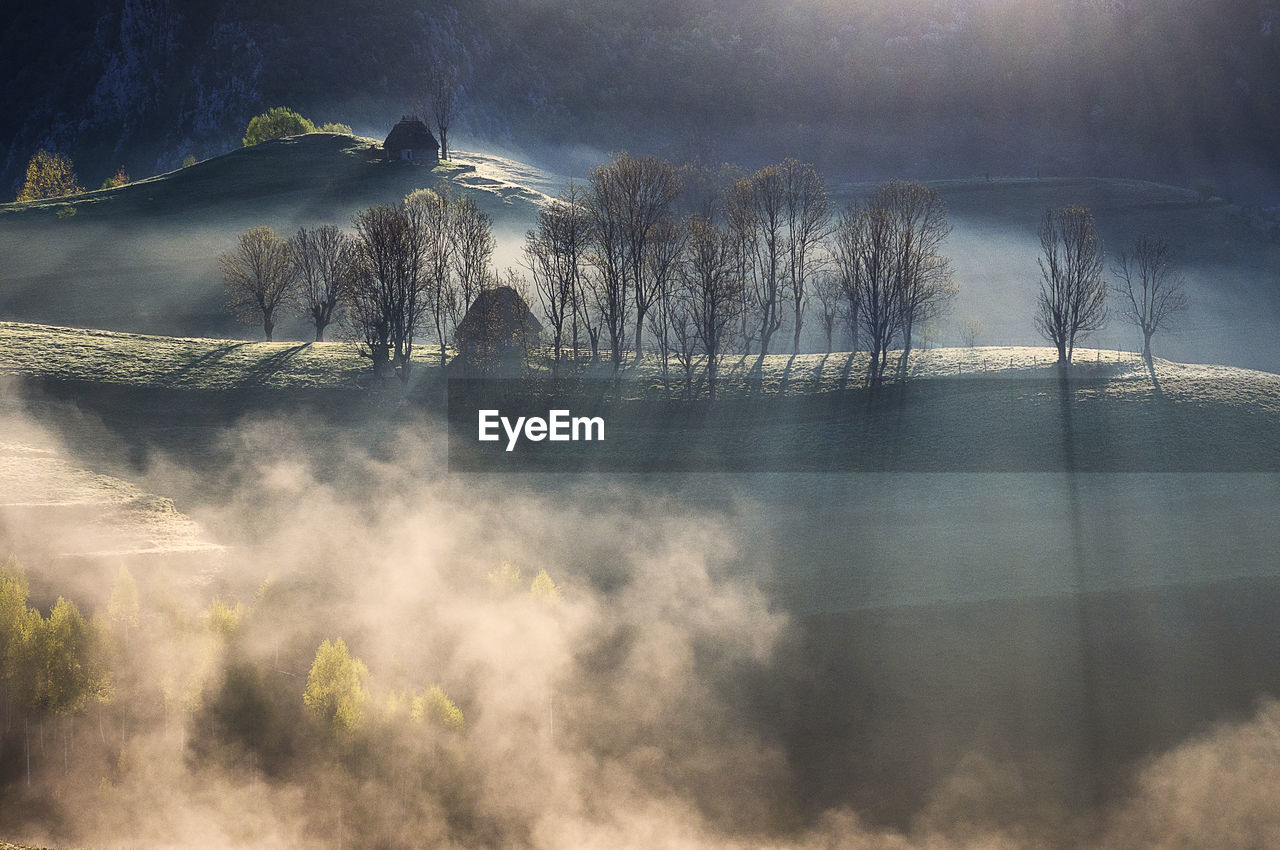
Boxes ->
[4,2,1280,848]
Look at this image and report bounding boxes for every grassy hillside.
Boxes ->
[0,322,372,391]
[6,318,1279,406]
[0,132,550,223]
[0,137,1277,368]
[0,134,549,340]
[5,320,1280,474]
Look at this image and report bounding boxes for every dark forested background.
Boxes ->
[4,0,1280,199]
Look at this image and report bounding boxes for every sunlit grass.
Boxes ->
[5,321,1280,413]
[0,322,374,390]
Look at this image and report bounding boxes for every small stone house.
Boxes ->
[383,116,440,164]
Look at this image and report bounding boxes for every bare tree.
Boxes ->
[668,299,701,398]
[348,208,399,376]
[422,65,458,161]
[577,268,604,363]
[876,181,955,368]
[220,226,296,341]
[642,215,686,387]
[1112,235,1188,362]
[1035,205,1108,364]
[958,316,985,347]
[526,188,591,378]
[813,270,842,354]
[350,199,436,382]
[681,216,743,399]
[407,188,457,367]
[290,225,355,342]
[558,183,592,361]
[728,165,787,357]
[833,201,900,386]
[723,177,759,354]
[586,154,683,366]
[585,158,633,371]
[781,158,834,355]
[451,193,495,321]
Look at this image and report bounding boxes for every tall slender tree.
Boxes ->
[527,187,590,377]
[406,188,456,368]
[877,180,955,368]
[451,194,495,319]
[781,158,834,355]
[586,153,682,367]
[291,225,356,342]
[681,216,743,399]
[729,165,787,357]
[834,200,900,386]
[1112,235,1188,362]
[1035,205,1108,364]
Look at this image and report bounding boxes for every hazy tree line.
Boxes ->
[1,555,550,802]
[221,155,1189,391]
[0,556,106,786]
[525,154,958,393]
[221,185,496,382]
[220,153,961,392]
[1033,204,1188,365]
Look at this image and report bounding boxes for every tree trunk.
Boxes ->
[1142,332,1153,362]
[552,327,563,381]
[315,325,325,343]
[899,322,914,375]
[759,308,774,358]
[634,312,646,365]
[263,317,274,342]
[571,307,580,362]
[1057,340,1068,363]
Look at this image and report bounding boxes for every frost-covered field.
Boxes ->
[0,322,370,390]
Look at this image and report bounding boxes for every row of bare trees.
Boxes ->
[1034,205,1188,364]
[220,186,495,381]
[524,154,959,391]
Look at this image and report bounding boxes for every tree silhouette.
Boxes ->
[1112,235,1188,362]
[220,226,297,341]
[1035,205,1108,364]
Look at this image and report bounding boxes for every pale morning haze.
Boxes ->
[2,1,1280,848]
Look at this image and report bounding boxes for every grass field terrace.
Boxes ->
[4,321,1280,415]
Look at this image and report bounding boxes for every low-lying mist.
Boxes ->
[4,397,1280,848]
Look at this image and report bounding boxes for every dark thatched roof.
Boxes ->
[383,117,439,153]
[454,286,543,374]
[456,286,543,343]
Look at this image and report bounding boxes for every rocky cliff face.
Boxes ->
[4,2,246,192]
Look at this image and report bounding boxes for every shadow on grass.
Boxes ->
[778,354,798,393]
[236,344,310,388]
[170,341,252,382]
[1146,356,1164,398]
[837,351,859,391]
